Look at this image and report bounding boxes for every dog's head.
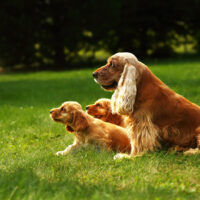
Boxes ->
[93,52,139,91]
[50,101,88,132]
[93,52,145,115]
[86,98,111,121]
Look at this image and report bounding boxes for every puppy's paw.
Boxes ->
[113,153,132,160]
[56,151,65,156]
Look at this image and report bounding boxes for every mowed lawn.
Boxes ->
[1,60,200,200]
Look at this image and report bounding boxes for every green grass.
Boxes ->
[1,60,200,200]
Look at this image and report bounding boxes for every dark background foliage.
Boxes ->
[0,0,200,70]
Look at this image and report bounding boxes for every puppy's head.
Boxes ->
[50,101,88,132]
[86,98,111,121]
[86,98,125,127]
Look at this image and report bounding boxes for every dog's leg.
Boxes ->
[131,113,161,155]
[114,114,160,160]
[113,141,144,160]
[114,139,136,160]
[56,140,80,156]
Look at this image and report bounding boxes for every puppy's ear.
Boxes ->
[111,64,137,115]
[73,110,89,132]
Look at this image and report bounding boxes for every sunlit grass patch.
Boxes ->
[0,59,200,199]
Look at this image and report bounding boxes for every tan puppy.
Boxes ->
[86,98,127,128]
[50,101,131,156]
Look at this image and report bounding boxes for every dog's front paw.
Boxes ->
[56,151,65,156]
[113,153,132,160]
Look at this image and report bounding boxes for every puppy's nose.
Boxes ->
[92,72,98,78]
[86,106,89,110]
[50,110,53,114]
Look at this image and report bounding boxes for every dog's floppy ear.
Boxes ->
[73,110,89,132]
[111,64,137,115]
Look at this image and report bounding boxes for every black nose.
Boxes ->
[92,72,98,78]
[50,110,53,114]
[86,106,89,110]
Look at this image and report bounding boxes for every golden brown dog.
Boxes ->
[93,52,200,159]
[86,98,127,128]
[50,101,131,155]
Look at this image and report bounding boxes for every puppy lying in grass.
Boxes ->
[86,98,128,128]
[50,101,131,156]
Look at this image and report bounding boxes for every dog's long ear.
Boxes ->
[111,64,137,115]
[73,110,89,132]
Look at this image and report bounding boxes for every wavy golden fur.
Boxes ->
[50,101,131,155]
[111,64,137,115]
[93,52,200,158]
[86,98,127,128]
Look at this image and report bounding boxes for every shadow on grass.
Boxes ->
[0,166,198,200]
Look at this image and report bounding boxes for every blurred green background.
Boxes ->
[0,0,200,71]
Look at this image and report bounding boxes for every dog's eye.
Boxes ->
[110,62,113,67]
[96,103,101,107]
[110,61,114,67]
[61,107,65,111]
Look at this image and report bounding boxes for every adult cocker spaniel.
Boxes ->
[86,98,127,128]
[50,101,131,155]
[93,52,200,159]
